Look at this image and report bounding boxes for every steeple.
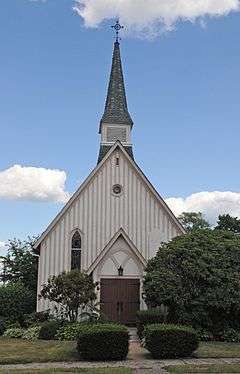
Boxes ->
[98,22,134,164]
[99,40,133,132]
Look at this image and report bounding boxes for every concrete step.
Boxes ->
[128,327,139,342]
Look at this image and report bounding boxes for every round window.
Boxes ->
[112,184,123,195]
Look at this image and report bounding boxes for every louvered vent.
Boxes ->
[107,127,127,142]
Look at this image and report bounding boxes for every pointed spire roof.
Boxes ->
[99,41,133,133]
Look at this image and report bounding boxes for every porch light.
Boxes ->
[118,266,123,276]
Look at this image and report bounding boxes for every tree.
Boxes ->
[39,270,97,322]
[143,229,240,335]
[178,212,210,232]
[0,237,38,294]
[215,214,240,234]
[0,282,35,323]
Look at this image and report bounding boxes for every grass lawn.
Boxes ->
[1,338,240,366]
[167,364,240,373]
[0,369,131,374]
[0,339,78,364]
[196,342,240,358]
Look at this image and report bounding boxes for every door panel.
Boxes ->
[100,278,140,325]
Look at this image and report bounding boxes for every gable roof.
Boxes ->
[87,228,147,275]
[34,141,185,250]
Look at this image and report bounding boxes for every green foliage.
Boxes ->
[3,327,24,338]
[143,229,240,335]
[0,236,38,314]
[77,323,129,361]
[195,328,214,342]
[221,329,240,343]
[39,270,97,322]
[22,326,41,341]
[0,237,38,291]
[0,282,35,324]
[39,320,62,340]
[136,309,167,339]
[144,324,199,359]
[0,318,6,336]
[215,214,240,234]
[57,322,87,341]
[22,311,52,328]
[178,212,210,232]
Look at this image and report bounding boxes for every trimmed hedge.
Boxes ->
[77,323,129,361]
[0,318,6,336]
[39,320,61,340]
[144,324,199,359]
[136,309,166,339]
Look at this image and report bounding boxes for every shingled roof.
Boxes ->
[99,41,133,133]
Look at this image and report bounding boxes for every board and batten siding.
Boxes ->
[37,149,182,311]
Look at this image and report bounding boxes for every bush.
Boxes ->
[57,322,87,341]
[221,329,240,343]
[144,324,199,359]
[136,309,166,339]
[0,318,6,336]
[144,230,240,334]
[22,326,41,341]
[23,311,51,328]
[39,320,61,340]
[196,328,214,342]
[3,328,24,339]
[0,282,35,324]
[77,323,129,361]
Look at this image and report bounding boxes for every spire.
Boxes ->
[99,39,133,132]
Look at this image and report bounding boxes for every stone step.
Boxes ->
[128,327,139,342]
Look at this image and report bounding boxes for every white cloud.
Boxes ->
[73,0,240,37]
[0,165,70,203]
[166,191,240,224]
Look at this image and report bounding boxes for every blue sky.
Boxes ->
[0,0,240,250]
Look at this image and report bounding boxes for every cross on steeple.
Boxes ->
[111,20,124,43]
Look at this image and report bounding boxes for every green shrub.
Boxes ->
[77,323,129,361]
[22,326,41,341]
[5,321,21,329]
[0,282,35,324]
[221,329,240,343]
[144,324,199,359]
[196,328,214,342]
[0,318,6,336]
[23,311,51,327]
[57,322,86,341]
[39,320,61,340]
[136,309,166,339]
[3,327,24,339]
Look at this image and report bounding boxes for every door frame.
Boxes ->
[100,277,141,325]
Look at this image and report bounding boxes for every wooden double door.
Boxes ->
[100,278,140,325]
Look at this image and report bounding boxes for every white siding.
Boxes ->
[37,149,182,311]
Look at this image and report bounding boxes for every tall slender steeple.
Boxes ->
[98,22,134,163]
[100,40,133,130]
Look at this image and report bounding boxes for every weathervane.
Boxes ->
[111,20,124,42]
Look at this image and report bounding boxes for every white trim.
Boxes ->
[34,141,185,250]
[87,228,147,275]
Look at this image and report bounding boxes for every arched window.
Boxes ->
[71,231,81,270]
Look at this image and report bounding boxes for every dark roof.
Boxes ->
[99,41,133,133]
[98,144,134,164]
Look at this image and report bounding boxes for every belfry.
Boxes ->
[35,24,184,324]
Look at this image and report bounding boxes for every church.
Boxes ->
[34,25,185,325]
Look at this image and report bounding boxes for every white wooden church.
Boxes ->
[35,30,184,324]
